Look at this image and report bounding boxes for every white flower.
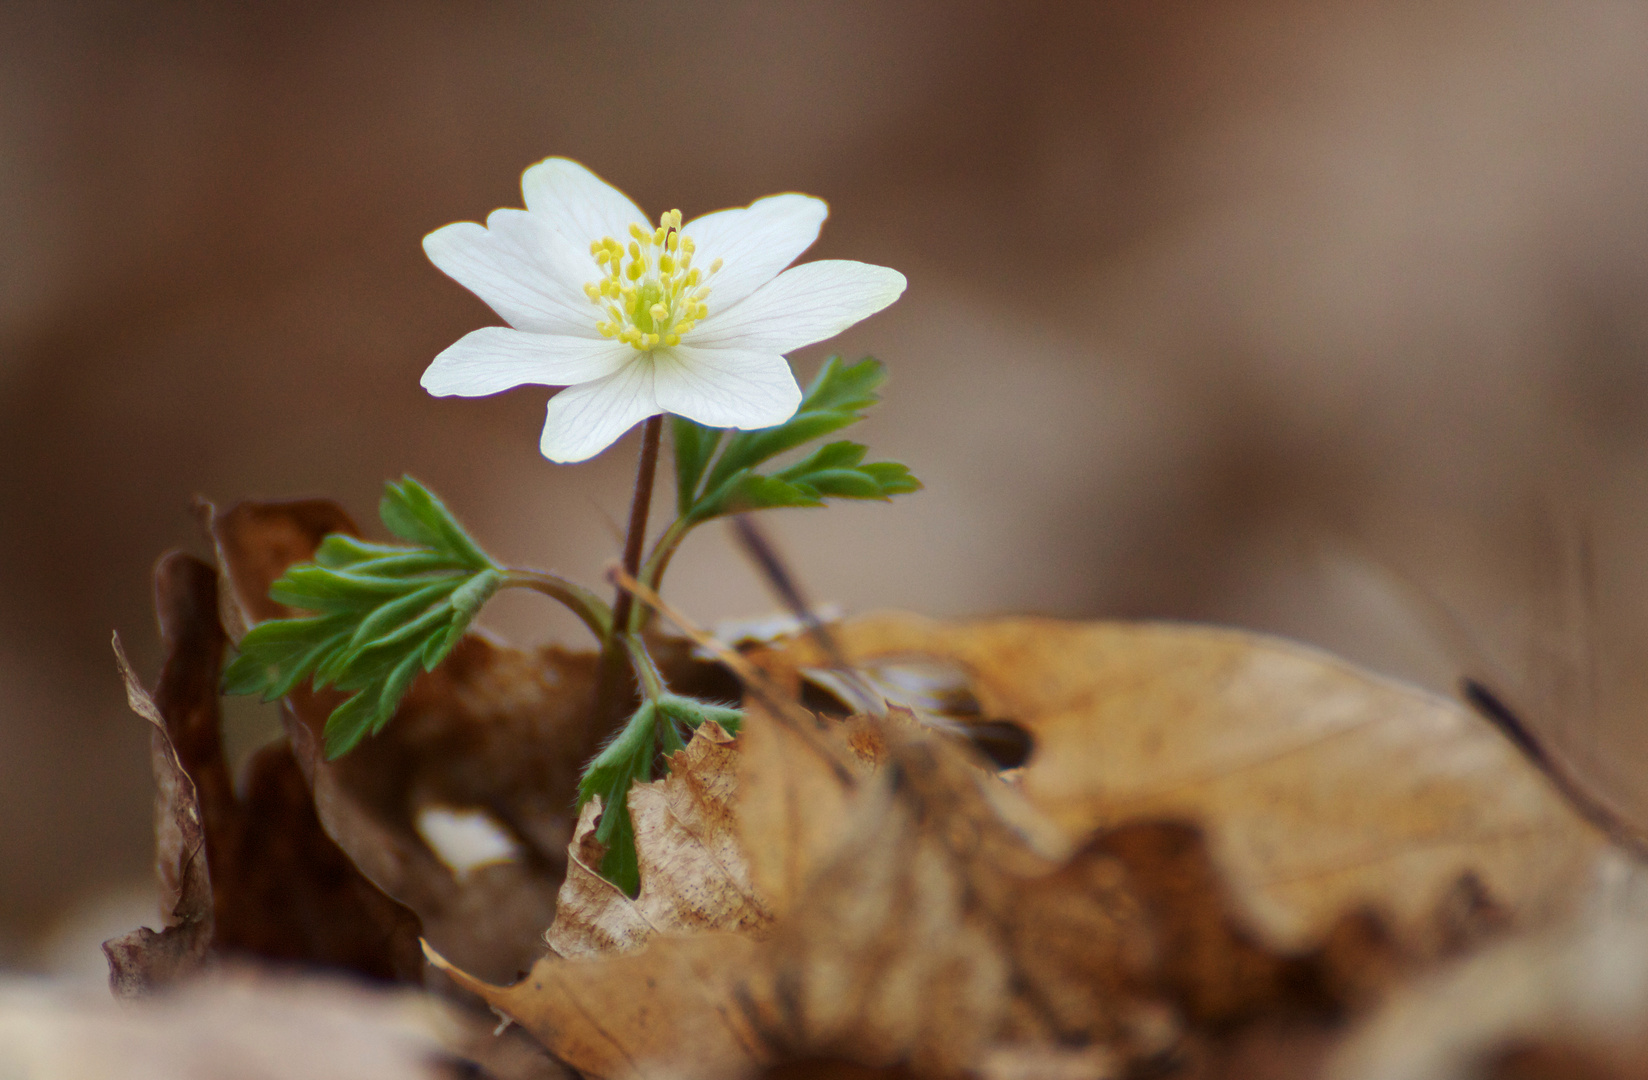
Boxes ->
[421,157,907,463]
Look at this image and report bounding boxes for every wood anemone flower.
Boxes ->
[421,157,907,463]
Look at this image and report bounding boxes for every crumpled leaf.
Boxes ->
[547,721,771,958]
[208,496,606,983]
[431,701,1385,1079]
[429,932,770,1080]
[105,634,212,993]
[765,614,1617,957]
[104,551,424,993]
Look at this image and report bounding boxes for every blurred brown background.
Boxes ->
[6,0,1648,969]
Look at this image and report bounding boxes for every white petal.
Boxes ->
[424,211,600,337]
[653,346,803,429]
[689,260,907,354]
[422,327,632,397]
[540,358,661,463]
[682,193,828,311]
[521,157,648,248]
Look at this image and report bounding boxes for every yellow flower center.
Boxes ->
[583,209,722,352]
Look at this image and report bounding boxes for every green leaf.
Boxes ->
[698,357,887,498]
[575,693,744,896]
[673,358,922,526]
[688,439,921,523]
[672,416,723,515]
[657,694,742,735]
[379,476,493,569]
[578,702,658,897]
[221,476,505,760]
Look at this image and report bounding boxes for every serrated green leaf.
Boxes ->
[321,688,379,758]
[777,440,866,474]
[449,568,504,623]
[799,469,885,499]
[672,416,723,514]
[657,694,742,735]
[697,357,887,497]
[859,461,922,494]
[576,701,659,897]
[379,476,492,569]
[793,354,884,414]
[342,578,461,652]
[688,471,824,522]
[673,359,920,527]
[223,476,507,761]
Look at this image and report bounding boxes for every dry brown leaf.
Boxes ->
[767,615,1619,957]
[548,721,771,958]
[105,632,212,993]
[437,706,1352,1078]
[105,551,424,993]
[428,932,770,1080]
[734,699,877,920]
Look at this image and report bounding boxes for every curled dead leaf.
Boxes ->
[105,633,212,994]
[105,551,423,993]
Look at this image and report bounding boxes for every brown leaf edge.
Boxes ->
[103,630,214,995]
[103,551,425,993]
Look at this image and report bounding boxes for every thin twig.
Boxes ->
[729,514,884,713]
[1462,678,1648,862]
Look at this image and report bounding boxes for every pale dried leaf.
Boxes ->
[781,615,1616,955]
[440,710,1194,1078]
[736,722,1173,1075]
[548,722,771,958]
[0,970,460,1080]
[735,700,873,920]
[426,933,770,1080]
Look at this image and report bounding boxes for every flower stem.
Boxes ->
[504,568,611,641]
[621,632,666,701]
[594,415,664,726]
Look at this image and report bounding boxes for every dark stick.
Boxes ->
[592,415,664,730]
[729,514,851,671]
[1461,677,1648,861]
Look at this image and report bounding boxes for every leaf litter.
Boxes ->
[100,502,1648,1079]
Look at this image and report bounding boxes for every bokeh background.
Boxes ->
[6,0,1648,970]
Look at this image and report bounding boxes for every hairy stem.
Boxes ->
[622,632,666,701]
[503,569,612,642]
[594,415,664,726]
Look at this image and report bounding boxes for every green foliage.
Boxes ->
[577,692,743,895]
[671,356,921,526]
[222,477,504,759]
[671,416,722,517]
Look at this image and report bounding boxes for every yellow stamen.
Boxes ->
[583,209,725,352]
